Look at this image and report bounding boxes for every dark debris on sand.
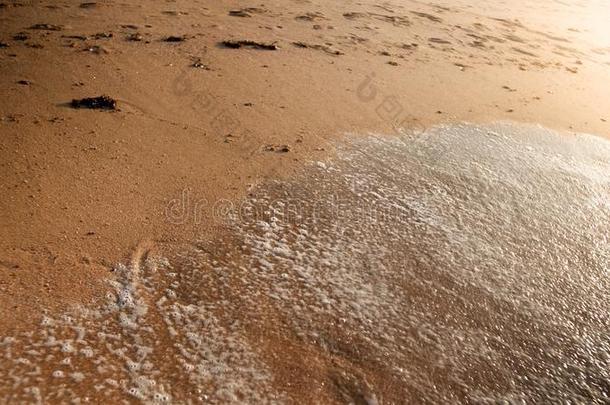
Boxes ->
[93,32,113,39]
[191,58,210,70]
[126,33,143,42]
[263,144,291,153]
[62,34,88,40]
[229,9,253,17]
[220,40,278,50]
[13,32,29,41]
[164,35,186,42]
[228,7,265,17]
[29,23,63,31]
[70,95,117,110]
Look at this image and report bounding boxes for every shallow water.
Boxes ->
[1,122,609,403]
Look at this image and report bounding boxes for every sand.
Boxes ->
[1,0,610,401]
[2,122,609,402]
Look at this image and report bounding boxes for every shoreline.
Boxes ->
[2,120,608,402]
[2,0,610,329]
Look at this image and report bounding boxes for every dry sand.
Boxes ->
[1,0,610,400]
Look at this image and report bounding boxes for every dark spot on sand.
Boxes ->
[93,32,113,39]
[126,33,143,41]
[70,95,117,110]
[62,34,87,40]
[229,9,251,17]
[191,58,210,69]
[263,144,291,153]
[162,10,188,16]
[512,47,538,57]
[164,35,186,42]
[411,11,443,23]
[229,8,264,17]
[399,43,418,50]
[295,12,325,22]
[343,12,367,20]
[13,32,29,41]
[220,40,278,50]
[429,37,451,44]
[29,23,63,31]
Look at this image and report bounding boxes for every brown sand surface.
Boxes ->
[1,0,609,370]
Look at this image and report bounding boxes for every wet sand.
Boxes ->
[2,123,609,402]
[2,0,610,330]
[1,0,610,402]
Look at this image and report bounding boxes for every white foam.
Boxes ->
[1,123,609,403]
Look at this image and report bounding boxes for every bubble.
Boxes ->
[80,347,94,358]
[71,372,85,382]
[60,342,74,353]
[153,392,170,402]
[127,387,143,398]
[40,316,54,327]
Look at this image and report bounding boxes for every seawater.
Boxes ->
[1,122,609,403]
